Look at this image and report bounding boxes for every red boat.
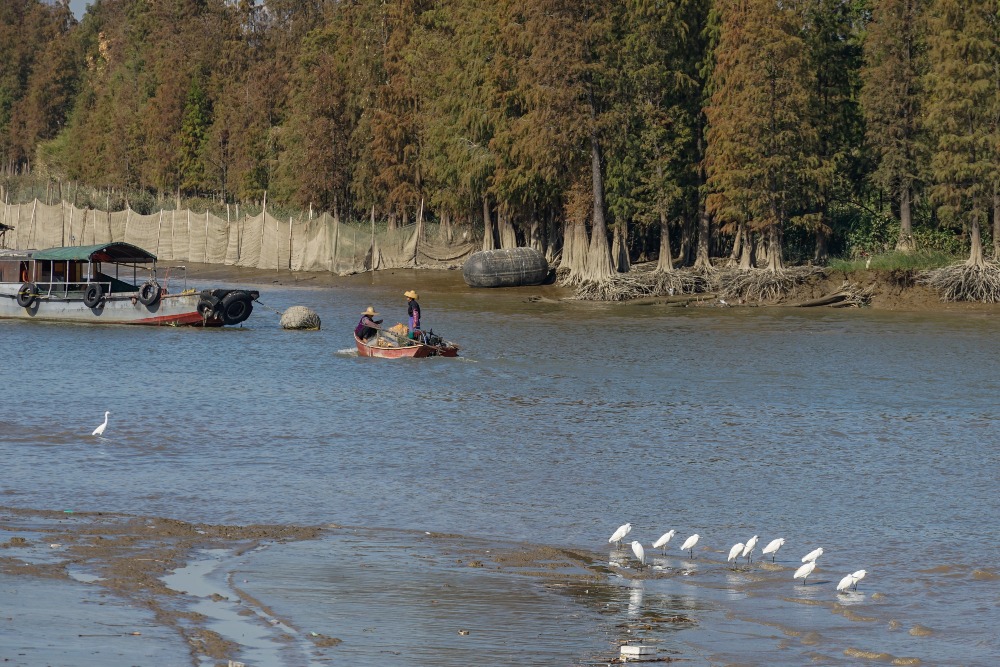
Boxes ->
[354,332,459,358]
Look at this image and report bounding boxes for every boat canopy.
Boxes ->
[31,242,157,263]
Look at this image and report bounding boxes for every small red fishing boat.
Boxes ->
[354,331,459,358]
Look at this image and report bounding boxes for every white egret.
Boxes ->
[801,547,824,563]
[92,411,110,437]
[651,530,675,554]
[680,534,700,558]
[793,561,816,584]
[761,538,785,562]
[741,535,758,562]
[836,573,855,592]
[727,543,745,569]
[851,569,867,590]
[609,523,633,548]
[631,541,646,567]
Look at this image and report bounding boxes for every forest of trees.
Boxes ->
[1,0,998,293]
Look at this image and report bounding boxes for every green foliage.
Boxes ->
[178,80,212,191]
[2,0,997,272]
[911,226,968,255]
[846,211,900,257]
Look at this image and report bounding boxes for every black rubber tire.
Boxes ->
[220,291,253,325]
[138,281,162,306]
[197,296,221,319]
[83,283,104,308]
[16,282,38,308]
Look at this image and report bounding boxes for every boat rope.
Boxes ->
[253,297,284,317]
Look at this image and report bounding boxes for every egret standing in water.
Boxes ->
[727,543,745,569]
[801,547,824,563]
[680,534,700,558]
[836,573,856,593]
[741,535,758,563]
[793,560,817,584]
[631,541,646,567]
[851,569,867,590]
[609,523,633,549]
[92,411,110,437]
[761,538,785,562]
[651,530,675,554]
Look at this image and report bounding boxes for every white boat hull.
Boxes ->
[0,285,221,326]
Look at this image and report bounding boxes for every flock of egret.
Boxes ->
[608,523,867,594]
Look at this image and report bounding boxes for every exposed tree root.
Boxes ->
[571,266,711,301]
[791,281,873,308]
[710,266,823,303]
[918,262,1000,303]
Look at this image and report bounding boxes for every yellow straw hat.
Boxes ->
[404,290,418,299]
[362,306,378,317]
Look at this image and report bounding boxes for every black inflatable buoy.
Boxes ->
[462,247,549,288]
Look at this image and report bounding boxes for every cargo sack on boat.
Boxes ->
[462,247,549,288]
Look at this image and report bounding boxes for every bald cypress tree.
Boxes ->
[704,0,824,273]
[924,0,998,269]
[860,0,928,253]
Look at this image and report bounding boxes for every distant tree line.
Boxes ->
[1,0,998,285]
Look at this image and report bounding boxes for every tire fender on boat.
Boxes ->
[197,294,221,320]
[16,282,38,308]
[83,283,104,309]
[220,290,254,325]
[138,281,162,306]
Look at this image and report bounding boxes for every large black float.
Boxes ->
[462,247,549,288]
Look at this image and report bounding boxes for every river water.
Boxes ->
[2,268,999,666]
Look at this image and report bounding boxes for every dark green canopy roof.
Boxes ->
[32,242,156,263]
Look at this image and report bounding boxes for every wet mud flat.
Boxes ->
[0,507,324,666]
[2,508,694,666]
[1,507,961,666]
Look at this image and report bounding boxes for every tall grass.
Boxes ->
[828,250,959,273]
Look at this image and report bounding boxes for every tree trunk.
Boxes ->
[563,218,589,275]
[738,227,754,270]
[441,210,453,243]
[754,231,768,268]
[545,207,559,263]
[730,223,743,265]
[766,223,784,272]
[528,202,542,252]
[657,210,674,272]
[896,184,915,252]
[814,227,828,264]
[672,215,693,267]
[693,206,712,270]
[482,195,496,251]
[993,185,1000,259]
[612,222,630,272]
[967,207,985,268]
[583,131,615,281]
[498,208,517,248]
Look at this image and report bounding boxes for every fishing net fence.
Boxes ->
[0,199,478,274]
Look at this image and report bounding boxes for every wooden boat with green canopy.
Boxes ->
[0,242,259,326]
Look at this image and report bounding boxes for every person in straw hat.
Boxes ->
[354,306,383,342]
[404,290,421,338]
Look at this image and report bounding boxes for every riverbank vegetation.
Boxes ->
[1,0,999,302]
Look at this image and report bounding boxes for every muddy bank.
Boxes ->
[1,508,671,666]
[180,261,999,313]
[0,507,324,666]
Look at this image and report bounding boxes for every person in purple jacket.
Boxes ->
[355,306,382,342]
[404,290,421,338]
